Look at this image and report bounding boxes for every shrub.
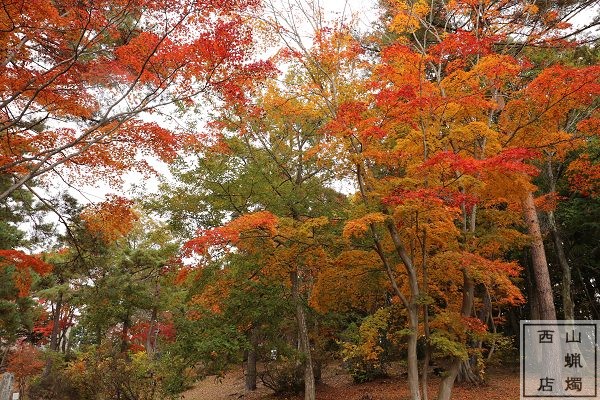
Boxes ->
[340,309,390,383]
[28,345,185,400]
[260,355,305,395]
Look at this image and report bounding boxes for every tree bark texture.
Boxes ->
[548,210,574,320]
[291,272,316,400]
[522,191,556,320]
[245,326,259,391]
[437,271,475,400]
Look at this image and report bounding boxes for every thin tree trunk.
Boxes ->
[456,197,484,385]
[60,330,67,353]
[407,311,421,400]
[355,161,421,400]
[548,212,574,320]
[49,292,63,352]
[421,229,430,400]
[120,309,130,354]
[384,220,421,400]
[245,326,259,391]
[522,191,556,320]
[0,346,9,370]
[66,328,74,358]
[291,271,315,400]
[437,271,475,400]
[545,157,574,320]
[146,306,158,357]
[44,292,63,375]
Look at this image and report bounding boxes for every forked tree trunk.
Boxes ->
[291,271,316,400]
[457,359,481,384]
[522,191,556,320]
[437,271,475,400]
[454,198,484,385]
[44,292,63,375]
[356,161,422,400]
[385,221,421,400]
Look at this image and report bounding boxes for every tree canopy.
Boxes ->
[1,0,598,399]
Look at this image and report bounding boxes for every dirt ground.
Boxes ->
[182,362,520,400]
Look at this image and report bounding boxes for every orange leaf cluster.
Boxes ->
[0,250,52,297]
[568,155,600,198]
[183,211,278,258]
[80,196,139,243]
[0,0,273,196]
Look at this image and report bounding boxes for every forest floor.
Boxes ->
[182,361,520,400]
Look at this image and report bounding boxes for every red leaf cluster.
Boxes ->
[0,250,52,297]
[183,211,278,258]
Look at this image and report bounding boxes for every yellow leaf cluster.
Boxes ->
[389,0,430,34]
[343,213,386,239]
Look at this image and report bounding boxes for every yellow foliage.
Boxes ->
[389,0,430,34]
[343,213,387,239]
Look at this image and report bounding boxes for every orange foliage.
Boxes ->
[80,196,139,243]
[311,250,388,313]
[343,213,386,240]
[0,0,272,197]
[568,155,600,198]
[183,211,278,259]
[0,250,52,296]
[7,342,45,393]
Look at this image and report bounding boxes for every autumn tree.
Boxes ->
[22,196,186,399]
[0,0,271,202]
[0,178,52,362]
[348,0,598,397]
[252,1,597,399]
[150,58,351,397]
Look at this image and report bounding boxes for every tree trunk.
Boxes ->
[385,221,421,400]
[146,306,158,357]
[49,292,63,352]
[356,161,421,400]
[245,326,259,391]
[548,211,574,320]
[421,230,430,400]
[0,346,9,370]
[437,271,475,400]
[522,191,556,320]
[545,158,573,320]
[407,312,421,400]
[44,292,63,375]
[291,271,315,400]
[457,359,481,384]
[525,251,541,320]
[120,309,130,354]
[66,328,74,358]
